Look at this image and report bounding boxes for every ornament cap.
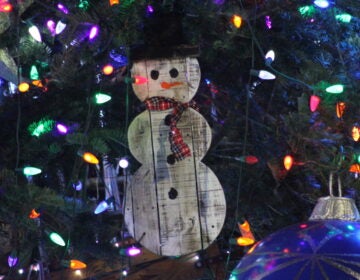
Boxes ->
[309,173,360,221]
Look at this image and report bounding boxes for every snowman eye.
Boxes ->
[150,70,159,80]
[169,68,179,78]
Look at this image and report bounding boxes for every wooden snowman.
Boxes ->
[124,13,226,257]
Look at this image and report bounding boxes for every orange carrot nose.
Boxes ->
[161,81,183,89]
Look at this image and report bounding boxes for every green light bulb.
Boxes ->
[95,93,112,104]
[325,84,344,94]
[28,119,54,137]
[298,5,315,17]
[49,232,66,246]
[23,167,42,176]
[30,65,39,80]
[336,13,352,23]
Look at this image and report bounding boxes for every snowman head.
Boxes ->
[131,57,201,103]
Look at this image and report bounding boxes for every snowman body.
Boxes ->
[125,57,226,256]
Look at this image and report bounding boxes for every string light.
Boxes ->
[236,220,255,246]
[94,92,112,104]
[94,197,114,214]
[18,82,30,92]
[82,152,99,164]
[264,50,275,65]
[48,231,66,246]
[102,64,114,75]
[119,157,129,169]
[29,209,41,219]
[336,102,345,118]
[8,253,18,267]
[335,13,352,23]
[30,65,39,80]
[352,125,360,142]
[0,2,12,12]
[28,25,42,42]
[109,0,119,6]
[283,155,294,171]
[46,20,56,35]
[314,0,330,8]
[69,260,87,270]
[56,123,69,134]
[57,3,69,14]
[55,19,67,35]
[23,167,42,176]
[89,25,99,40]
[325,84,344,94]
[231,15,242,28]
[309,95,320,112]
[250,69,276,80]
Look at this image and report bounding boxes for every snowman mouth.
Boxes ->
[161,81,183,89]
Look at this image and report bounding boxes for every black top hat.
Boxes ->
[130,11,199,61]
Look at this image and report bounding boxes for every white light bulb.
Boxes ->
[55,20,67,35]
[265,50,275,65]
[314,0,329,8]
[119,158,129,169]
[29,26,42,42]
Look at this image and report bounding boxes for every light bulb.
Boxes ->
[265,50,275,65]
[57,3,69,14]
[23,167,42,176]
[30,65,39,80]
[102,64,114,75]
[94,197,114,214]
[336,102,345,118]
[55,20,67,35]
[49,232,66,246]
[83,152,99,164]
[314,0,330,8]
[94,93,112,104]
[232,15,242,28]
[335,13,352,23]
[126,246,141,256]
[237,237,255,246]
[8,254,18,268]
[46,20,56,35]
[18,82,30,92]
[119,157,129,169]
[250,69,276,80]
[352,125,360,142]
[109,0,119,6]
[94,201,109,214]
[0,2,12,12]
[28,26,42,42]
[283,155,294,171]
[29,208,41,219]
[89,25,99,40]
[69,260,87,270]
[325,84,344,94]
[56,123,68,134]
[309,95,320,112]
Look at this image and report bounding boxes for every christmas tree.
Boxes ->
[0,0,359,279]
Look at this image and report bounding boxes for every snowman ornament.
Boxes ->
[125,55,226,256]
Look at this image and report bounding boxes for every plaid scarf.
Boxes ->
[144,96,199,162]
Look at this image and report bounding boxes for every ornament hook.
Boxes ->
[328,172,342,197]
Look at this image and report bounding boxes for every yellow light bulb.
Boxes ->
[232,15,242,28]
[83,152,99,164]
[18,82,30,93]
[283,155,294,171]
